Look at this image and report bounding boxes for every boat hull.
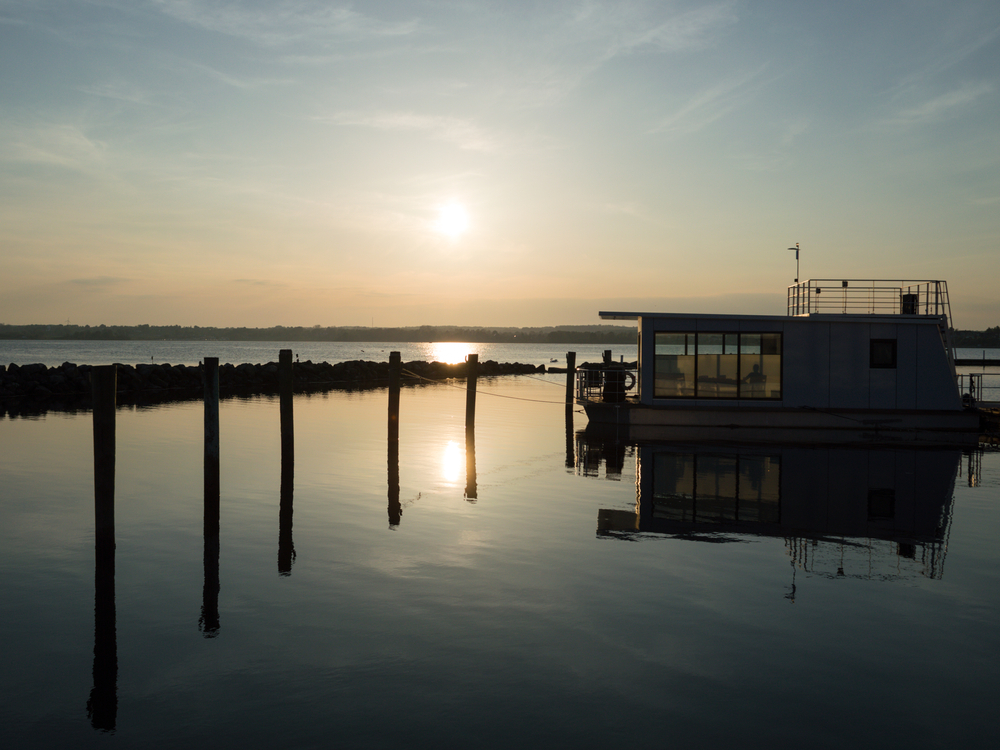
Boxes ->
[582,400,982,446]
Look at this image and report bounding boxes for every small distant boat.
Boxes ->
[550,358,558,362]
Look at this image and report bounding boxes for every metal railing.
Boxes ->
[787,279,951,326]
[957,373,1000,407]
[576,366,637,402]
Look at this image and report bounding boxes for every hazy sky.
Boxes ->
[2,1,999,328]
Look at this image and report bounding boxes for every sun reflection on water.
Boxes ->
[442,440,462,484]
[429,342,475,364]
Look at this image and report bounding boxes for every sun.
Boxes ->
[434,202,470,238]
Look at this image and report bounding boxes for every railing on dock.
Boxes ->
[958,373,1000,408]
[575,366,636,403]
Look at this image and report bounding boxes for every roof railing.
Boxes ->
[787,279,950,321]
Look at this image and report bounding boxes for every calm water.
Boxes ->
[1,375,999,748]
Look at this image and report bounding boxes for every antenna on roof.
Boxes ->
[787,243,800,283]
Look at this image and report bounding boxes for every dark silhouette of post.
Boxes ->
[88,365,117,730]
[387,352,401,526]
[200,357,221,636]
[565,351,576,405]
[388,351,401,442]
[465,353,478,434]
[279,349,294,456]
[203,357,220,519]
[277,349,296,571]
[278,432,295,575]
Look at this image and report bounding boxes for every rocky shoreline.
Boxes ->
[0,358,546,418]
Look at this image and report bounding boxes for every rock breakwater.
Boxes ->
[0,358,544,405]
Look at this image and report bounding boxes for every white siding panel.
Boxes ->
[829,323,870,409]
[869,369,897,408]
[915,325,961,409]
[895,324,918,409]
[783,321,829,407]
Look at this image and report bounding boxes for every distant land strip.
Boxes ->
[0,323,635,344]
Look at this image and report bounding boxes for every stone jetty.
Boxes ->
[0,358,544,407]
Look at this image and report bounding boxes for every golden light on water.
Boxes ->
[441,440,462,484]
[429,342,475,364]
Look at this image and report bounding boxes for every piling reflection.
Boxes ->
[465,427,478,501]
[278,442,295,575]
[564,406,575,470]
[581,431,964,585]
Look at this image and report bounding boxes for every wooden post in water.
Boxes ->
[279,349,294,454]
[388,351,401,441]
[565,351,576,405]
[465,353,478,434]
[92,366,116,546]
[88,365,117,731]
[200,357,221,636]
[203,357,220,518]
[387,352,402,526]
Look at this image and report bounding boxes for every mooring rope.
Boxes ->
[400,368,571,405]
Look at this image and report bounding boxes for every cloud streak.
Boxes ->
[886,81,994,125]
[150,0,419,46]
[321,111,500,152]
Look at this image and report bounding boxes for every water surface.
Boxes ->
[1,375,998,748]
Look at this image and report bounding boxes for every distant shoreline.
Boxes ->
[0,323,635,345]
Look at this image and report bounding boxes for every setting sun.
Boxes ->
[434,202,470,238]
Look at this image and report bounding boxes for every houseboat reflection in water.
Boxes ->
[578,431,963,586]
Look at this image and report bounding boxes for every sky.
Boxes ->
[2,1,999,329]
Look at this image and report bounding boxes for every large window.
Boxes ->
[654,331,781,399]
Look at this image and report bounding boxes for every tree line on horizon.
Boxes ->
[0,323,637,345]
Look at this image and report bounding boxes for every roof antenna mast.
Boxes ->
[787,243,800,283]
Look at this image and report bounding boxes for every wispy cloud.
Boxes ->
[78,81,155,106]
[886,81,994,125]
[591,0,740,60]
[321,111,500,152]
[68,277,130,287]
[0,124,106,168]
[649,64,770,135]
[150,0,419,46]
[233,278,285,287]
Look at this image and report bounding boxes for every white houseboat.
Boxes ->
[578,279,981,444]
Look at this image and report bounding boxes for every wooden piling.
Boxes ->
[203,357,220,521]
[465,353,478,434]
[279,349,294,455]
[565,351,576,404]
[88,364,117,730]
[91,366,116,550]
[387,351,402,526]
[388,351,401,441]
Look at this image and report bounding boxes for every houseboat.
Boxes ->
[578,279,981,444]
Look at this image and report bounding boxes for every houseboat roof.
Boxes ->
[601,279,953,327]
